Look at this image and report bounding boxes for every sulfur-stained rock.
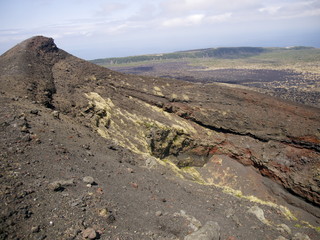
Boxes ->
[1,36,320,240]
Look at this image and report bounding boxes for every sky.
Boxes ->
[0,0,320,59]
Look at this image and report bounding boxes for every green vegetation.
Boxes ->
[183,47,320,74]
[91,46,320,75]
[91,47,269,65]
[91,46,318,66]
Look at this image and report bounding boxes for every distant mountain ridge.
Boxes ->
[91,46,315,65]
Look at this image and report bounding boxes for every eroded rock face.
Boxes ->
[1,36,319,208]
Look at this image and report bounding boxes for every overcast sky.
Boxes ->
[0,0,320,59]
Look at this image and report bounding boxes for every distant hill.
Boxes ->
[90,46,315,65]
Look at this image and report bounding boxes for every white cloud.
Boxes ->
[259,6,281,15]
[129,2,160,21]
[162,14,205,27]
[161,12,233,28]
[162,0,260,14]
[1,0,320,58]
[160,0,320,22]
[258,0,320,19]
[206,13,232,23]
[98,2,127,14]
[281,0,320,18]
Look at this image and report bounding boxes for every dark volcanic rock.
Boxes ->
[1,36,319,205]
[0,36,65,107]
[0,36,319,240]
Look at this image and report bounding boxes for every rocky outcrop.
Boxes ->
[1,36,319,209]
[0,36,66,107]
[115,81,320,206]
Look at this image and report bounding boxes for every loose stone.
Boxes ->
[83,176,95,185]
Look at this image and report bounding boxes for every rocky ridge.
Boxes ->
[0,36,319,239]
